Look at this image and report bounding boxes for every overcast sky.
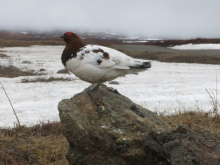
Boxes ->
[0,0,220,39]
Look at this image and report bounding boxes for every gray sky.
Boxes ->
[0,0,220,39]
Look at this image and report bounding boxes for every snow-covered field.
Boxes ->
[170,43,220,50]
[0,45,220,128]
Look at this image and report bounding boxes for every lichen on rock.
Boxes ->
[58,85,220,165]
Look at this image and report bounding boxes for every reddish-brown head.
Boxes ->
[60,32,84,48]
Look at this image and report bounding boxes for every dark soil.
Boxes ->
[0,53,8,58]
[145,38,220,47]
[0,65,36,78]
[111,44,220,65]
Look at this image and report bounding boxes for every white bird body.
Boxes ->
[60,32,151,89]
[65,44,150,83]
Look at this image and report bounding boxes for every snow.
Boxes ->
[0,45,220,128]
[121,37,163,43]
[170,43,220,50]
[123,41,148,43]
[118,37,140,40]
[118,37,162,41]
[20,32,29,35]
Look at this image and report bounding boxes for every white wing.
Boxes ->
[76,45,136,70]
[66,44,151,83]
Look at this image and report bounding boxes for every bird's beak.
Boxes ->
[60,35,64,39]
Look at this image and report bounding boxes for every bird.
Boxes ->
[60,32,151,90]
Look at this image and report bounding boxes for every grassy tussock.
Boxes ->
[162,111,220,136]
[0,53,8,58]
[21,76,75,83]
[0,65,36,78]
[0,122,68,165]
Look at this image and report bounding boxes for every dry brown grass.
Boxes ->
[138,52,220,64]
[0,50,8,58]
[0,122,68,165]
[116,49,220,65]
[0,113,219,165]
[21,76,76,83]
[0,65,36,78]
[161,111,220,137]
[145,38,220,47]
[0,54,8,58]
[0,40,64,47]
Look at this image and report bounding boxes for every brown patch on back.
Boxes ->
[92,48,110,60]
[103,52,110,59]
[92,48,105,53]
[99,49,104,53]
[92,50,99,53]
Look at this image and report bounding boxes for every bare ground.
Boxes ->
[111,44,220,64]
[0,66,36,78]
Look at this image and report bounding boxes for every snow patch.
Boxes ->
[123,40,148,43]
[170,43,220,50]
[0,46,219,128]
[20,32,29,35]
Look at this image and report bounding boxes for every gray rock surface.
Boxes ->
[58,85,220,165]
[21,60,33,64]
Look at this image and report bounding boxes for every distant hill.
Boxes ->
[0,29,220,46]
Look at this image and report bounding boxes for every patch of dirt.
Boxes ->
[0,53,8,58]
[134,52,220,64]
[0,65,36,78]
[111,45,220,65]
[145,38,220,47]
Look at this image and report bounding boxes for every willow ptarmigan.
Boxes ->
[60,32,151,90]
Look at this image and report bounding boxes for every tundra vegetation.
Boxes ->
[0,38,219,164]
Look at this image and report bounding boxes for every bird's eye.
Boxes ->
[66,34,70,37]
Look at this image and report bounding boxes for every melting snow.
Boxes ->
[170,43,220,50]
[0,45,219,128]
[123,41,148,43]
[20,32,29,35]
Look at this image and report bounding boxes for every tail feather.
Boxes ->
[125,61,151,75]
[131,61,151,68]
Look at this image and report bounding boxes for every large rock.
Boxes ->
[58,85,220,165]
